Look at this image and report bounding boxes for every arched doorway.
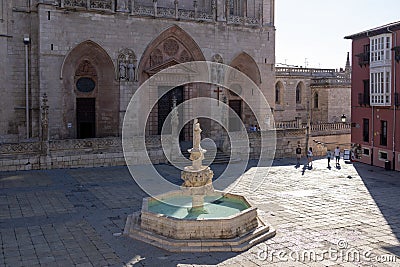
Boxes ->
[229,52,262,131]
[61,40,118,139]
[138,25,206,140]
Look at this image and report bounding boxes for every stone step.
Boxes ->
[177,149,238,165]
[124,213,276,252]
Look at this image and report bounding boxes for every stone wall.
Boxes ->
[0,129,351,171]
[275,67,351,126]
[0,1,275,143]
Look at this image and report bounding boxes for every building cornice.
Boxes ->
[344,21,400,40]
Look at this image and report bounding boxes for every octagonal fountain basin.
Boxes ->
[140,191,258,240]
[124,190,276,252]
[147,194,250,219]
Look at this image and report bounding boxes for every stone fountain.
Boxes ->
[124,119,275,252]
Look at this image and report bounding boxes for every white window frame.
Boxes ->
[370,34,392,67]
[362,148,370,157]
[370,67,391,106]
[378,150,388,161]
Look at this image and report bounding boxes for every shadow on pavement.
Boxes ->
[353,162,400,257]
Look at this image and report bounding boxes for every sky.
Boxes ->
[275,0,400,69]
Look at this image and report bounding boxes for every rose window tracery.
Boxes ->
[163,39,180,57]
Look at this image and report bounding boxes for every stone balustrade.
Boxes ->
[61,0,115,11]
[0,123,350,171]
[310,78,351,86]
[57,0,260,26]
[276,67,338,76]
[310,122,351,133]
[275,120,300,129]
[275,121,350,135]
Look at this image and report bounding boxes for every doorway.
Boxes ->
[76,98,96,139]
[157,86,184,140]
[229,99,242,131]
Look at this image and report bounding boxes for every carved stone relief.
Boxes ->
[117,48,137,81]
[150,48,163,67]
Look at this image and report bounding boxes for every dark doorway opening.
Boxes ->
[76,98,95,139]
[157,86,185,140]
[229,99,242,131]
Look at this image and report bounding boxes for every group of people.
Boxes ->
[248,125,260,132]
[296,145,342,169]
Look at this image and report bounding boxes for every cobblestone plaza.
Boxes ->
[0,158,399,266]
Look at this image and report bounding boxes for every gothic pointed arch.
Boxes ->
[228,52,261,130]
[137,25,206,138]
[230,52,261,85]
[296,81,305,104]
[61,40,119,139]
[275,81,284,104]
[138,25,206,83]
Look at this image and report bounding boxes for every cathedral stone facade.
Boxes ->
[0,0,275,143]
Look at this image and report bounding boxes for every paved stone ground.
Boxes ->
[0,158,399,266]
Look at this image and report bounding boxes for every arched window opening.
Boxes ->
[296,83,302,104]
[314,92,319,109]
[275,83,281,104]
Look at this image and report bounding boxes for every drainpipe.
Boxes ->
[23,35,30,139]
[371,107,374,166]
[387,26,396,170]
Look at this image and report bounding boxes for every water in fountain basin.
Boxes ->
[148,195,250,219]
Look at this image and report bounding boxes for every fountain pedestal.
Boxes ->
[181,165,214,212]
[123,119,276,252]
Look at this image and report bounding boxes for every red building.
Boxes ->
[345,21,400,171]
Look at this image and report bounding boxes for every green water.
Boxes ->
[148,196,250,219]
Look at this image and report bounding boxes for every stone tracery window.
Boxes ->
[229,0,243,16]
[163,39,180,57]
[75,60,97,93]
[179,50,192,62]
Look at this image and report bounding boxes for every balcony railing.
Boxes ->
[356,52,370,66]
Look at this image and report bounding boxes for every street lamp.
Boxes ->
[341,114,347,123]
[24,34,31,139]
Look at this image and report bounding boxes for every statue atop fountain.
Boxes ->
[124,119,276,252]
[181,119,214,212]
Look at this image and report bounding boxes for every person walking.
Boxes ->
[334,146,341,166]
[296,145,302,166]
[327,149,332,168]
[307,147,313,168]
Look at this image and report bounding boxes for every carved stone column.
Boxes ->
[130,0,135,14]
[40,93,49,155]
[211,0,216,21]
[193,0,198,19]
[153,0,157,17]
[174,0,178,19]
[225,0,229,22]
[243,0,247,25]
